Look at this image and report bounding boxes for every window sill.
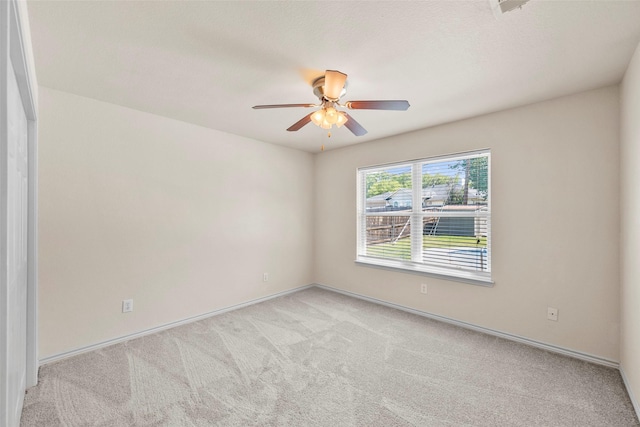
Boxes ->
[355,257,494,287]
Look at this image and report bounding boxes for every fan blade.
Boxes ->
[343,113,368,136]
[345,100,410,111]
[253,103,316,109]
[287,113,313,132]
[324,70,347,100]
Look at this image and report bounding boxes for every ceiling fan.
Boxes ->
[252,70,410,137]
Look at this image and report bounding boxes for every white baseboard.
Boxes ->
[620,366,640,421]
[39,281,637,420]
[313,283,620,369]
[40,281,621,372]
[39,284,314,366]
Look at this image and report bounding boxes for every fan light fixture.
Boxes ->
[252,69,410,140]
[310,106,348,130]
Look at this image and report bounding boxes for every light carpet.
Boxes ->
[21,287,640,426]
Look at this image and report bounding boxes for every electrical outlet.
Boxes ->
[420,283,428,294]
[547,307,558,321]
[122,299,133,313]
[263,273,269,282]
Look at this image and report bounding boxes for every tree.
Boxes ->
[450,157,488,203]
[366,172,403,198]
[422,173,457,188]
[394,172,412,188]
[369,179,401,198]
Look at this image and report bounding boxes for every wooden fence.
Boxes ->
[366,216,439,244]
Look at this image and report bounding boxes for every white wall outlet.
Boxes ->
[547,307,558,321]
[263,273,269,282]
[420,283,428,294]
[122,299,133,313]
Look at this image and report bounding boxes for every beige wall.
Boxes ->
[315,86,620,361]
[38,87,314,359]
[621,41,640,409]
[38,82,627,368]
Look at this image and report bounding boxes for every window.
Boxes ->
[356,150,491,285]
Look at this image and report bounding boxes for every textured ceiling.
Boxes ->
[26,1,640,153]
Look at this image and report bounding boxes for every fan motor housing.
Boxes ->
[312,76,348,101]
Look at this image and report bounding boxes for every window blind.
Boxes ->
[357,150,491,283]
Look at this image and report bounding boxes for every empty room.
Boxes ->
[2,0,640,425]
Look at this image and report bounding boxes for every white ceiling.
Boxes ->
[26,1,640,153]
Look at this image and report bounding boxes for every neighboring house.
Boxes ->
[422,184,455,206]
[365,188,413,210]
[422,184,483,206]
[365,191,393,209]
[366,184,485,210]
[388,188,413,208]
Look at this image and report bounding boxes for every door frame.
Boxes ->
[0,0,38,424]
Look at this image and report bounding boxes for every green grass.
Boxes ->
[423,235,487,248]
[367,235,486,260]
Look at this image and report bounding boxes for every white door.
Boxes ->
[4,55,29,427]
[1,1,38,425]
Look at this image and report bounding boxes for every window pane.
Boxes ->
[358,150,490,282]
[423,216,489,271]
[422,157,488,207]
[364,165,412,211]
[420,155,489,272]
[364,215,412,260]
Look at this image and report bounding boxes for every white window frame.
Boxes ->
[356,150,493,286]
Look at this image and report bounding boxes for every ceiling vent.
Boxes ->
[490,0,530,16]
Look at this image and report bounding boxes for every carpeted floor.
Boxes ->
[21,287,639,426]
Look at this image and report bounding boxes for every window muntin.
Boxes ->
[357,150,491,284]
